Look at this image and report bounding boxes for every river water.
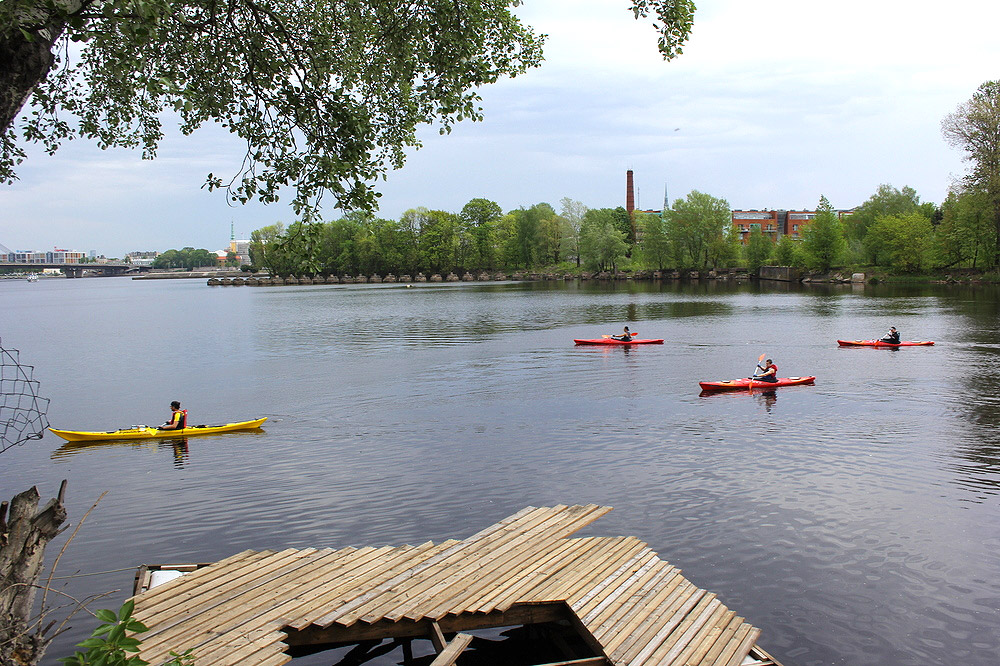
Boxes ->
[2,276,999,665]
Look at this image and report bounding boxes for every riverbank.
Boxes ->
[131,269,246,280]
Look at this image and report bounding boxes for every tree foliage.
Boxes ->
[743,228,773,273]
[864,213,935,272]
[2,1,695,217]
[937,188,996,269]
[942,80,1000,266]
[152,246,217,269]
[666,190,731,269]
[579,208,628,272]
[800,195,846,272]
[638,212,670,270]
[846,184,928,242]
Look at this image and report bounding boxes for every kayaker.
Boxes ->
[160,401,187,430]
[881,327,900,344]
[613,326,633,342]
[753,359,778,383]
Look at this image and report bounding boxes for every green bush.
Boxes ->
[60,600,194,666]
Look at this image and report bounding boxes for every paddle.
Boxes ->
[602,333,637,339]
[749,353,765,390]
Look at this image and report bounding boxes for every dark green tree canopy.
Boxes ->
[1,0,695,216]
[942,80,1000,263]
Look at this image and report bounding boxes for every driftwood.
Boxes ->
[0,481,68,666]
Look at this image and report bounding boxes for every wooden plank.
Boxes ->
[515,538,628,604]
[624,593,717,666]
[470,538,595,613]
[596,569,686,654]
[378,511,582,622]
[282,543,447,628]
[409,526,626,622]
[719,625,761,666]
[532,538,646,604]
[586,563,677,640]
[338,509,561,625]
[302,540,462,628]
[137,548,324,629]
[571,549,658,621]
[175,628,288,666]
[643,595,722,665]
[285,603,567,647]
[428,632,473,666]
[133,549,273,609]
[607,580,702,660]
[137,547,337,648]
[429,621,448,653]
[140,545,419,657]
[578,557,670,630]
[664,605,732,666]
[691,614,745,665]
[315,511,549,627]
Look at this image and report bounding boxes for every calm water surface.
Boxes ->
[2,277,1000,665]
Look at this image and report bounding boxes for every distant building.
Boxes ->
[46,248,85,263]
[229,239,251,265]
[126,251,159,267]
[731,209,853,244]
[8,250,46,263]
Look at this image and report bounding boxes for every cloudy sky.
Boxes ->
[3,0,998,256]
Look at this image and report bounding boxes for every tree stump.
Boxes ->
[0,481,68,666]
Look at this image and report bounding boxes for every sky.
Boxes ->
[2,0,999,257]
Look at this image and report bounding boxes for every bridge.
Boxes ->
[0,262,150,278]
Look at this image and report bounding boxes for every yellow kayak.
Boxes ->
[49,418,267,442]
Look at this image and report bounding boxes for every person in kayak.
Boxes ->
[160,401,187,430]
[881,327,900,344]
[613,326,633,342]
[753,359,778,383]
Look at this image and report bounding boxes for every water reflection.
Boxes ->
[699,388,779,412]
[51,436,191,466]
[50,432,264,468]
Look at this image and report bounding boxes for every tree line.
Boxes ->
[242,182,995,278]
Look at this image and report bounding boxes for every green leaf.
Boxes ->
[95,609,118,623]
[118,599,136,621]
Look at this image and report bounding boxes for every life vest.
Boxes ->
[172,409,188,429]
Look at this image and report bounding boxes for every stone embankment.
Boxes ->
[205,268,771,286]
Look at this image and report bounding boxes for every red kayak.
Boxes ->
[699,376,816,391]
[574,338,664,346]
[837,339,934,347]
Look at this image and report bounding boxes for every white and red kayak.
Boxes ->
[574,338,664,346]
[699,376,816,391]
[837,339,934,347]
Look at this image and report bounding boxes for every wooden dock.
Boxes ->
[131,505,782,665]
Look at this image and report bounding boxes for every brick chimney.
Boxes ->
[626,170,635,215]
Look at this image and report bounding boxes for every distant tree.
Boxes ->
[418,210,459,273]
[610,206,635,249]
[864,213,935,272]
[942,80,1000,266]
[936,188,996,268]
[460,198,503,270]
[225,251,239,268]
[666,190,731,269]
[249,223,285,270]
[580,208,628,272]
[800,195,847,272]
[638,212,671,270]
[773,234,799,266]
[506,204,550,269]
[846,184,924,242]
[559,198,588,267]
[744,228,773,274]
